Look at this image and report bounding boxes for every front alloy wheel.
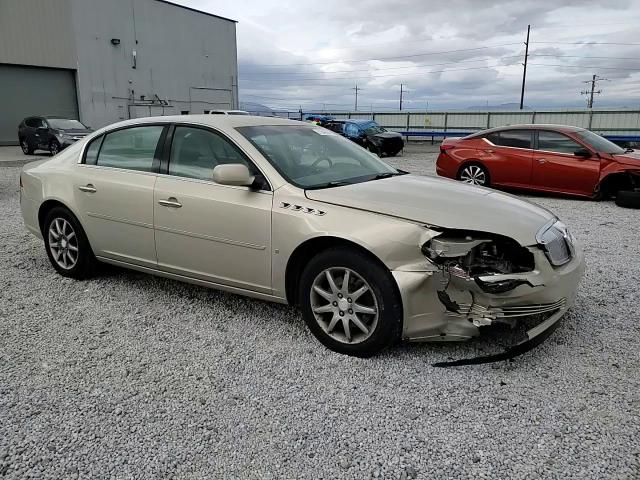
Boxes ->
[459,164,488,186]
[50,140,60,156]
[299,247,402,357]
[310,267,379,344]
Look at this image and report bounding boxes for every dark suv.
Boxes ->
[18,116,92,155]
[323,119,404,156]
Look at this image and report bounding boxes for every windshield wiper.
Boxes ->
[372,171,408,180]
[305,180,352,190]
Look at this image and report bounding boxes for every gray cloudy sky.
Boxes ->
[177,0,640,111]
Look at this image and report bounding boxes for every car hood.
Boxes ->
[369,131,402,140]
[612,151,640,167]
[58,128,92,135]
[305,174,555,245]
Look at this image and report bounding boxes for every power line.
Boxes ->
[243,42,523,67]
[529,53,640,60]
[528,63,640,71]
[239,55,523,76]
[531,41,640,46]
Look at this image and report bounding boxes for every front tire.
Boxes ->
[299,247,402,357]
[458,163,490,187]
[615,190,640,209]
[49,139,61,156]
[43,207,97,279]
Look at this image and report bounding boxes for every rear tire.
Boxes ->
[299,247,402,357]
[615,190,640,209]
[458,162,490,187]
[20,137,34,155]
[43,207,97,279]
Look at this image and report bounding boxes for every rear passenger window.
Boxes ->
[96,126,163,172]
[84,135,103,165]
[494,130,532,149]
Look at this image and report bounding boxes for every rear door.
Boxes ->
[531,130,600,195]
[74,125,166,268]
[153,124,273,293]
[482,129,534,187]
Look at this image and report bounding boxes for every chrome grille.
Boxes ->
[454,298,566,326]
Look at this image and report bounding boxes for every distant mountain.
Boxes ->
[467,103,531,111]
[239,101,275,114]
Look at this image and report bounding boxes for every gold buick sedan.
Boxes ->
[20,116,585,365]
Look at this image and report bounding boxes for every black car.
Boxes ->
[18,116,93,155]
[323,119,404,156]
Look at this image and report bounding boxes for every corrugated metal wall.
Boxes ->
[0,0,76,69]
[320,110,640,137]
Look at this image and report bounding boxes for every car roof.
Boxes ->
[347,119,376,124]
[95,114,309,131]
[476,124,585,135]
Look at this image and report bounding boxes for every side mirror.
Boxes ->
[212,164,255,187]
[574,148,592,158]
[37,126,48,132]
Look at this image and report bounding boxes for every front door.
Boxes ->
[531,130,600,195]
[153,125,272,293]
[73,125,165,267]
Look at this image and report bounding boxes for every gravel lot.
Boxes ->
[1,144,640,479]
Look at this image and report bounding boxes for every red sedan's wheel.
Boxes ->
[458,163,490,187]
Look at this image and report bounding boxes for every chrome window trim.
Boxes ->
[155,172,273,195]
[75,163,158,177]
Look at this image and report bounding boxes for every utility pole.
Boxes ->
[519,24,530,110]
[352,85,361,111]
[581,74,608,108]
[399,84,404,111]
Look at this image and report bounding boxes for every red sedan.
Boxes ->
[436,125,640,203]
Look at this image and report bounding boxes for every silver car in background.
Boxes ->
[19,115,585,364]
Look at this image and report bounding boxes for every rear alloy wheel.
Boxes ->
[20,138,34,155]
[299,247,402,357]
[43,207,97,279]
[49,140,61,156]
[459,164,489,186]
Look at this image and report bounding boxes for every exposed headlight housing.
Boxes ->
[536,220,574,267]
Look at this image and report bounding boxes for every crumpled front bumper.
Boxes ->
[392,244,585,365]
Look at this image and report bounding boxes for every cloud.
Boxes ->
[178,0,640,110]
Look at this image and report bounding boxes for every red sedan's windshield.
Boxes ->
[576,130,625,155]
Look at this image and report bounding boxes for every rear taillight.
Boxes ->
[440,144,455,153]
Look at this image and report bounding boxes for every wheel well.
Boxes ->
[598,172,636,198]
[285,236,394,305]
[38,200,71,234]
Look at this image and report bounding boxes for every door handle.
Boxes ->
[78,184,97,193]
[158,197,182,208]
[537,158,547,164]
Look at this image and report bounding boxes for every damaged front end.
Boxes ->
[392,222,584,367]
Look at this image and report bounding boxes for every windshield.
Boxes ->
[237,125,399,189]
[360,121,386,135]
[576,130,625,154]
[47,119,87,130]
